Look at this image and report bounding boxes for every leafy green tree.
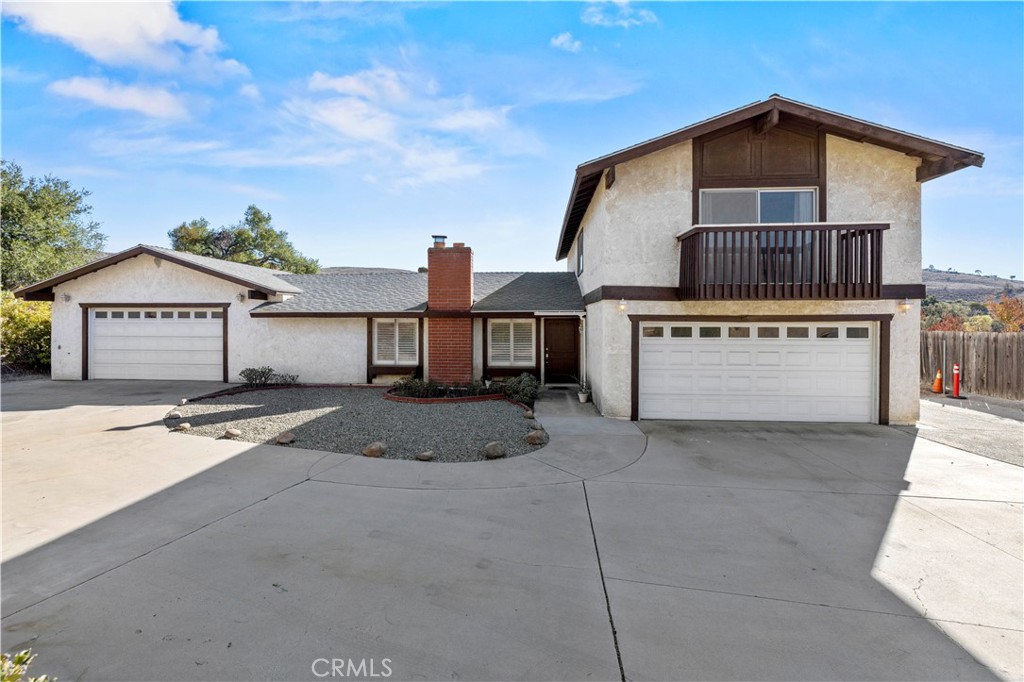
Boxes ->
[1,160,107,290]
[0,291,51,369]
[168,205,318,273]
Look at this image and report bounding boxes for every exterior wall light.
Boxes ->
[237,292,247,302]
[61,293,72,303]
[898,298,912,315]
[617,298,627,314]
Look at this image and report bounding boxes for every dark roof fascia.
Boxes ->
[13,245,284,298]
[554,96,986,260]
[248,309,579,319]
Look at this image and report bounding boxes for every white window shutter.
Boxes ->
[376,321,396,364]
[490,322,511,364]
[397,321,417,364]
[512,322,533,364]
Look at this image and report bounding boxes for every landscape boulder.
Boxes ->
[363,441,387,457]
[482,441,506,460]
[526,429,548,445]
[415,451,435,462]
[276,432,296,445]
[224,428,242,439]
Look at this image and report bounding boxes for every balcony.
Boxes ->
[678,223,888,300]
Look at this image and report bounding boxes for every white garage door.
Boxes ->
[91,308,224,381]
[639,321,876,423]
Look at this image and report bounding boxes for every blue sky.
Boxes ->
[2,1,1021,277]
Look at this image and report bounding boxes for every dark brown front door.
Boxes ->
[544,318,579,384]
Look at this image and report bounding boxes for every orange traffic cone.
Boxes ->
[931,369,943,393]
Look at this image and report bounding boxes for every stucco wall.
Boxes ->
[568,141,693,291]
[587,298,920,425]
[50,255,367,383]
[826,135,922,284]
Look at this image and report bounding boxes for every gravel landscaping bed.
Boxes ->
[167,387,544,462]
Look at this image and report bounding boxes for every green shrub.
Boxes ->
[501,373,539,405]
[239,366,298,386]
[0,290,51,370]
[390,377,501,399]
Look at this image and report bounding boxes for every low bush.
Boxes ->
[500,373,539,405]
[239,366,299,386]
[2,648,53,682]
[390,377,501,399]
[0,291,51,370]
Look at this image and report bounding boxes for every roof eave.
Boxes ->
[12,245,288,299]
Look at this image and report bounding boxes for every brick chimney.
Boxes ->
[427,237,474,384]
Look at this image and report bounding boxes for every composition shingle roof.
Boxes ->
[249,271,583,315]
[143,245,303,294]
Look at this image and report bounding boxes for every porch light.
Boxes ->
[898,298,912,315]
[61,293,72,303]
[617,298,627,314]
[237,292,247,302]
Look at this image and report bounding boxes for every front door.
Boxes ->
[544,318,579,384]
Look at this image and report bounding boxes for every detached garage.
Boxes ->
[637,319,883,423]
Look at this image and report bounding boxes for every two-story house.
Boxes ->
[15,96,982,427]
[556,95,983,424]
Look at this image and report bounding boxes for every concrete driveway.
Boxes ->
[2,382,1020,681]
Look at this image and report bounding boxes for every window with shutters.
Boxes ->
[488,319,535,367]
[374,319,418,365]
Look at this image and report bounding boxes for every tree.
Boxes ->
[1,160,106,290]
[987,294,1024,332]
[168,205,318,273]
[1011,275,1017,281]
[926,313,965,332]
[974,269,982,276]
[963,314,994,333]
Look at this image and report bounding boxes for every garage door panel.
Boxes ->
[638,322,876,423]
[91,309,223,381]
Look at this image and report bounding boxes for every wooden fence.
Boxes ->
[920,331,1024,400]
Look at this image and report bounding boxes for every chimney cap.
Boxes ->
[432,234,447,242]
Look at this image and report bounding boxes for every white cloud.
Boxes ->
[432,106,509,132]
[309,67,408,102]
[550,32,582,53]
[48,77,189,120]
[582,1,658,28]
[239,84,263,102]
[2,1,247,77]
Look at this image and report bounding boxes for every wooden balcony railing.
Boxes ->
[678,223,888,300]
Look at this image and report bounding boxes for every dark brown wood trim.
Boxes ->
[365,317,373,383]
[16,246,283,298]
[78,302,230,308]
[605,165,616,189]
[818,129,828,222]
[583,286,679,306]
[630,318,640,421]
[81,307,89,381]
[222,306,229,383]
[22,292,55,301]
[535,319,542,378]
[878,317,890,425]
[482,318,489,379]
[247,290,269,301]
[755,107,780,135]
[627,313,894,425]
[418,318,425,379]
[880,284,927,299]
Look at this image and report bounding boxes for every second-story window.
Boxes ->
[700,188,816,225]
[576,229,585,276]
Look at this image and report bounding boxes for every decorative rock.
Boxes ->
[415,451,435,462]
[224,428,242,439]
[276,432,296,445]
[523,410,534,419]
[362,441,387,457]
[179,398,188,406]
[174,422,191,432]
[165,411,182,420]
[482,441,506,460]
[526,429,548,445]
[528,420,543,430]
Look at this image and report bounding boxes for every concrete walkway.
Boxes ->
[1,381,1020,681]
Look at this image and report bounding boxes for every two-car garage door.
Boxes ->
[639,321,876,423]
[90,308,224,381]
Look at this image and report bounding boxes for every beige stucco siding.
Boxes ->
[826,135,922,284]
[50,255,367,383]
[586,298,919,425]
[569,141,693,292]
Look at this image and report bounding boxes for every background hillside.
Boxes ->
[923,269,1022,302]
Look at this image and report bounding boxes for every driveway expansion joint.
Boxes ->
[583,480,627,682]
